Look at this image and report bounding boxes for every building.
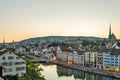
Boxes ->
[78,54,85,66]
[73,51,79,64]
[106,23,117,49]
[67,50,73,64]
[96,49,104,69]
[42,49,55,59]
[108,23,116,40]
[56,46,72,62]
[103,48,120,72]
[84,51,97,67]
[0,48,26,77]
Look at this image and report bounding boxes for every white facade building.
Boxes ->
[56,46,72,62]
[0,49,26,77]
[67,52,73,63]
[73,51,79,64]
[57,46,67,62]
[84,51,97,67]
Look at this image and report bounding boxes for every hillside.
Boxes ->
[20,36,104,44]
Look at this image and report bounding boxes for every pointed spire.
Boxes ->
[108,22,112,39]
[3,35,5,44]
[109,22,111,36]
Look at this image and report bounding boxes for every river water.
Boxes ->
[39,63,119,80]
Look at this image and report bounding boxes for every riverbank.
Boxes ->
[50,60,120,79]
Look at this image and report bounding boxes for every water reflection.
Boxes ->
[40,64,119,80]
[57,66,73,77]
[56,65,119,80]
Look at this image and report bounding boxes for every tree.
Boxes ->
[24,60,45,80]
[3,75,19,80]
[82,40,89,46]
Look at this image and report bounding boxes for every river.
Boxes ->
[39,63,119,80]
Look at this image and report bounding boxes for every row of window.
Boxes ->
[1,62,13,66]
[104,55,118,58]
[4,67,26,72]
[1,61,26,66]
[4,68,13,72]
[16,67,25,71]
[14,62,26,65]
[2,56,20,60]
[104,63,120,67]
[104,61,118,63]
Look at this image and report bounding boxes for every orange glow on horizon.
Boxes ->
[0,34,120,43]
[0,25,120,43]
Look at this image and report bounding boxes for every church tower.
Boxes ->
[108,23,116,40]
[3,36,5,44]
[108,23,111,39]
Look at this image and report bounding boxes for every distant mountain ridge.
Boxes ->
[20,36,104,44]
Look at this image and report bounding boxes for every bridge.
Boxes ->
[31,58,50,63]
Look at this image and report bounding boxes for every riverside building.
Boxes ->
[0,48,26,77]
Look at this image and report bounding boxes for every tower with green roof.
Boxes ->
[108,23,116,40]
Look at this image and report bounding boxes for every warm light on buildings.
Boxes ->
[104,66,120,72]
[73,62,78,64]
[50,56,57,61]
[67,61,72,65]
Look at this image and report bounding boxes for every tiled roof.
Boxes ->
[110,49,120,55]
[0,48,26,60]
[0,48,15,55]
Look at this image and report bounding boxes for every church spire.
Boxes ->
[108,22,112,39]
[3,36,5,44]
[108,22,116,40]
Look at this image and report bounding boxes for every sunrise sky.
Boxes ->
[0,0,120,42]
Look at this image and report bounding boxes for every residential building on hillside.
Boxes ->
[0,48,26,77]
[42,49,55,59]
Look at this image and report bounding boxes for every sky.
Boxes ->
[0,0,120,42]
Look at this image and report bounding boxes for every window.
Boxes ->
[4,68,8,72]
[111,58,114,60]
[9,68,13,72]
[9,62,13,66]
[111,61,114,63]
[115,58,118,60]
[16,57,19,59]
[16,67,25,71]
[114,55,118,58]
[4,68,13,72]
[111,64,114,66]
[14,62,25,65]
[3,57,5,60]
[8,56,14,60]
[1,62,8,66]
[115,61,118,63]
